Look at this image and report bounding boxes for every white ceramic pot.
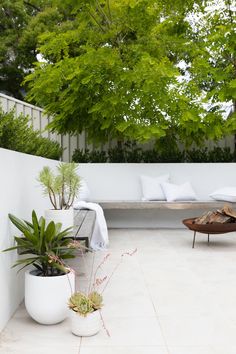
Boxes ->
[45,209,74,231]
[25,269,75,325]
[70,310,101,336]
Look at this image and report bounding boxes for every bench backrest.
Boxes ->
[78,163,236,201]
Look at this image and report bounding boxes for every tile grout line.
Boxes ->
[77,336,82,354]
[136,252,171,354]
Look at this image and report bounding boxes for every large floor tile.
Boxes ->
[80,346,168,354]
[0,343,79,354]
[2,228,236,354]
[102,288,156,318]
[168,346,214,354]
[81,316,165,346]
[147,279,221,316]
[159,315,236,346]
[0,304,80,353]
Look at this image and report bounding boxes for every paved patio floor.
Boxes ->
[1,228,236,354]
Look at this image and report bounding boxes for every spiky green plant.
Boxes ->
[38,162,81,210]
[68,291,103,316]
[3,210,76,276]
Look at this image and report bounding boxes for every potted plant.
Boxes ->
[3,210,77,325]
[68,291,103,336]
[38,162,81,230]
[68,249,137,337]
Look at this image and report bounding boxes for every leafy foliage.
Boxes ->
[72,145,235,163]
[38,162,81,209]
[0,108,62,159]
[1,0,235,148]
[0,0,49,99]
[3,210,76,276]
[186,1,236,123]
[24,0,232,147]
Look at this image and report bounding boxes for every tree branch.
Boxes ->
[106,0,112,22]
[23,1,41,12]
[95,0,111,27]
[88,10,105,32]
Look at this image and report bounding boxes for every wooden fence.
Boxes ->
[0,93,234,161]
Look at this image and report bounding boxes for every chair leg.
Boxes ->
[208,234,210,245]
[192,231,196,248]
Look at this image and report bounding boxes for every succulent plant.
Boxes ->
[88,291,103,310]
[68,291,103,316]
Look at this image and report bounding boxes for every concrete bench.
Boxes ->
[97,200,236,210]
[73,209,96,248]
[78,163,236,228]
[95,200,236,229]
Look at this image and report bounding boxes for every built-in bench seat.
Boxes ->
[96,200,236,211]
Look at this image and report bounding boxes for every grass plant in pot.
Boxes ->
[3,210,77,325]
[38,162,81,230]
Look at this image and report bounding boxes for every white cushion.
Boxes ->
[140,174,170,201]
[209,187,236,202]
[161,181,197,202]
[76,179,91,202]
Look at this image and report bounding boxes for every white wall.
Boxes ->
[78,163,236,228]
[0,148,58,332]
[78,163,236,200]
[1,157,236,331]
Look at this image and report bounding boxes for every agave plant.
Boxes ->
[3,210,76,276]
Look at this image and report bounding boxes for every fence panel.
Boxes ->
[0,93,235,161]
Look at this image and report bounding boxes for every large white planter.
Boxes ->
[45,209,74,231]
[70,310,101,336]
[25,269,75,325]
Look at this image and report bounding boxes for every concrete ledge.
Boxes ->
[96,200,236,210]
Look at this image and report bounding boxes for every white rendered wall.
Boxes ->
[1,157,236,331]
[0,148,58,332]
[78,163,236,228]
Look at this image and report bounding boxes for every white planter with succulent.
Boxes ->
[67,249,137,337]
[38,162,81,230]
[4,211,77,325]
[68,291,103,336]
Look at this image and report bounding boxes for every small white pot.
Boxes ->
[70,310,101,336]
[45,209,74,231]
[25,269,75,325]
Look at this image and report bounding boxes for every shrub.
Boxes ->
[0,108,62,159]
[185,148,209,162]
[207,147,234,163]
[89,150,108,162]
[72,149,91,162]
[72,148,108,162]
[108,146,126,162]
[141,149,159,162]
[72,144,235,163]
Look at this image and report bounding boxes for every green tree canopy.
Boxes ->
[24,0,235,147]
[0,0,53,99]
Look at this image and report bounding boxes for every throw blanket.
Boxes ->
[73,201,109,250]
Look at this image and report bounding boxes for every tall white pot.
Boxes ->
[25,269,75,325]
[45,209,74,231]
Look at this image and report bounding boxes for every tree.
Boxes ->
[24,0,234,147]
[184,0,236,143]
[0,0,51,99]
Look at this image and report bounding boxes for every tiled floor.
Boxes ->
[1,228,236,354]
